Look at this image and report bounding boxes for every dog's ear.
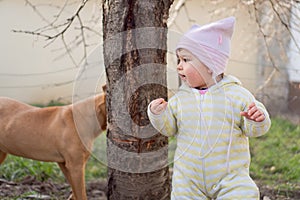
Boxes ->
[102,84,107,93]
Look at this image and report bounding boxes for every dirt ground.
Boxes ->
[0,176,299,200]
[0,176,107,200]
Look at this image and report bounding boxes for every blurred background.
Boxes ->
[1,0,300,118]
[0,0,299,199]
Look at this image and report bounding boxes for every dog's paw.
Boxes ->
[67,193,75,200]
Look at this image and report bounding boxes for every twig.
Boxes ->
[0,178,17,186]
[271,0,300,55]
[167,0,186,27]
[61,34,79,67]
[255,68,277,95]
[77,14,88,64]
[253,1,280,71]
[12,0,91,69]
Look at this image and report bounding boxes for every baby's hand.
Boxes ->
[240,102,265,122]
[150,98,168,115]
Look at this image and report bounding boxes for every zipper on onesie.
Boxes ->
[194,89,210,196]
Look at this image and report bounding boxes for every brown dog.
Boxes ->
[0,88,107,200]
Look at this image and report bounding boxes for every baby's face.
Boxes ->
[176,49,212,89]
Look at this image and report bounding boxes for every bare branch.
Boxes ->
[253,1,280,71]
[255,68,277,95]
[167,0,186,27]
[81,26,103,37]
[77,14,88,63]
[12,0,102,71]
[0,67,76,77]
[11,29,53,40]
[18,0,89,41]
[0,80,74,89]
[24,0,53,25]
[270,0,300,55]
[61,34,80,67]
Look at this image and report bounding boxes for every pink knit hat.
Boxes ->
[176,16,236,77]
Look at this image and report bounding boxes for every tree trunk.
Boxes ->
[102,0,174,199]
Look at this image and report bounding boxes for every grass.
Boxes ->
[0,156,64,182]
[250,117,300,191]
[85,133,108,180]
[31,100,67,108]
[0,116,299,193]
[0,133,108,183]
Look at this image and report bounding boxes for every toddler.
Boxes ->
[147,17,271,199]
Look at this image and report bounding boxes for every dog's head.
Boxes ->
[95,85,107,131]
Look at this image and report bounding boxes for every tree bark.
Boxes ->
[102,0,174,199]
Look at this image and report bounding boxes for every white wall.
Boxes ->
[287,3,300,82]
[0,0,102,104]
[0,0,261,104]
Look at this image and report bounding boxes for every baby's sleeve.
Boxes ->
[147,99,177,137]
[241,100,271,137]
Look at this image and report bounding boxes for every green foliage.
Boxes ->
[31,100,67,108]
[85,156,107,181]
[0,134,108,183]
[250,117,300,189]
[0,156,64,182]
[85,133,108,180]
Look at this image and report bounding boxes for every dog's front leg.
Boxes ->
[58,163,75,200]
[0,151,7,164]
[58,161,87,200]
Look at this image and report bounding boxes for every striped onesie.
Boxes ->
[148,75,271,199]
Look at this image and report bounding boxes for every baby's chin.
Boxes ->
[185,81,197,87]
[186,82,198,88]
[189,83,207,89]
[182,79,202,88]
